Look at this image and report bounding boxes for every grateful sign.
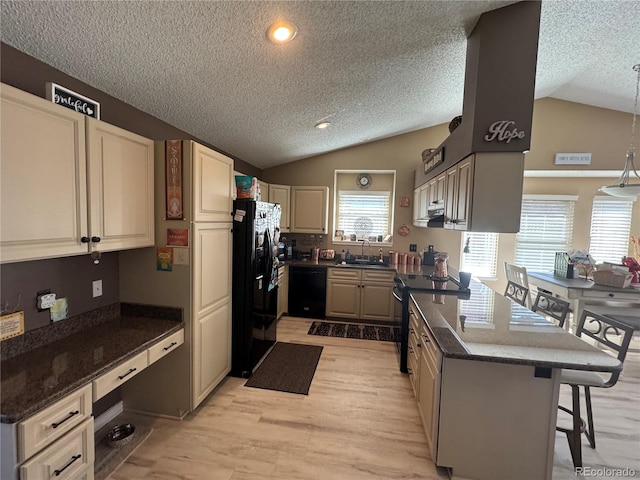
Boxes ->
[46,83,100,119]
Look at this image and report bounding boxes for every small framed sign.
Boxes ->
[1,311,24,341]
[165,140,184,220]
[46,83,100,119]
[423,147,444,174]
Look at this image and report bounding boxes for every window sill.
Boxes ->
[332,240,393,248]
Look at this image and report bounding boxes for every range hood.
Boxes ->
[416,1,541,188]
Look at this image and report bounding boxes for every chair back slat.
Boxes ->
[504,262,531,307]
[576,310,635,387]
[504,280,529,307]
[532,291,570,328]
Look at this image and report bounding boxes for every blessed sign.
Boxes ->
[46,83,100,119]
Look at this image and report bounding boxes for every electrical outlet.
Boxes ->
[410,244,417,252]
[92,280,103,298]
[36,290,56,310]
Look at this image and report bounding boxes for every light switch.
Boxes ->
[93,280,103,298]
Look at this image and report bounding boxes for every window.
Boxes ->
[515,196,576,272]
[589,197,634,264]
[460,232,499,278]
[333,171,395,243]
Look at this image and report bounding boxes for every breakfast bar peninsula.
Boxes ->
[396,269,622,480]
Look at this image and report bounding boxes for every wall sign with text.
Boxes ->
[484,120,526,144]
[46,83,100,119]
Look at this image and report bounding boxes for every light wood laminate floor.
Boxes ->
[111,316,640,480]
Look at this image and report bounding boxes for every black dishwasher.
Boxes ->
[288,266,327,318]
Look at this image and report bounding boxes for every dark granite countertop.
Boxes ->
[1,314,183,423]
[406,276,622,373]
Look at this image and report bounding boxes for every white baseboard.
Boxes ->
[94,400,124,432]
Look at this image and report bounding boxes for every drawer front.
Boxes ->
[93,351,148,401]
[362,269,395,283]
[420,324,441,372]
[148,329,185,365]
[407,352,419,396]
[20,417,94,480]
[408,321,420,365]
[18,384,92,462]
[327,267,361,281]
[583,289,639,301]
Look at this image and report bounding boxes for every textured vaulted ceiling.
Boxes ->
[1,1,639,169]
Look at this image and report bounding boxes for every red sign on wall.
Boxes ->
[166,140,183,220]
[167,228,189,247]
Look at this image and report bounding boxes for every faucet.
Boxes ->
[360,239,371,258]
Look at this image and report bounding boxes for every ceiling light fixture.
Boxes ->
[266,20,297,44]
[600,64,640,197]
[314,121,331,129]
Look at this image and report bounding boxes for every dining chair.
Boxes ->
[504,262,532,307]
[557,310,634,469]
[504,280,529,307]
[532,291,571,328]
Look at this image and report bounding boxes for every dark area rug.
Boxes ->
[245,342,323,395]
[308,321,400,342]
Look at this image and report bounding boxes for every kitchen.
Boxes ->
[2,1,640,479]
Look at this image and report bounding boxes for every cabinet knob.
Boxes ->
[451,219,458,224]
[81,237,90,243]
[91,236,101,243]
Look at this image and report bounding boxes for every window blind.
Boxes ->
[589,197,633,263]
[460,232,499,278]
[515,198,575,272]
[337,191,390,237]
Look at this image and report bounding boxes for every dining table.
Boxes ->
[528,271,640,329]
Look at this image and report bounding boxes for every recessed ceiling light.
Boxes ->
[315,121,331,129]
[266,20,297,44]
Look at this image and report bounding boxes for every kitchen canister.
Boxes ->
[389,251,399,264]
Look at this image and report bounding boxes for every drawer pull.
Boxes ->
[118,368,137,380]
[163,341,178,351]
[51,410,79,429]
[54,454,81,476]
[421,334,430,343]
[407,367,413,375]
[409,327,414,334]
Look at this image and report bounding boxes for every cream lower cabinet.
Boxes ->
[192,222,232,408]
[0,83,154,263]
[269,184,291,232]
[290,186,329,234]
[326,268,395,321]
[277,264,289,319]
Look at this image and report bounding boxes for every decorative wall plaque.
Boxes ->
[165,140,184,220]
[46,83,100,119]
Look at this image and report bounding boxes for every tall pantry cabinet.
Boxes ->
[119,140,234,418]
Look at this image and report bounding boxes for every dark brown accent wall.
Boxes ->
[0,42,260,334]
[0,253,119,332]
[0,43,260,177]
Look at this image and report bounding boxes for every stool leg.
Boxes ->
[584,386,596,449]
[566,385,583,469]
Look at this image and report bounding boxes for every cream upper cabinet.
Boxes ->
[86,118,154,251]
[1,83,88,262]
[269,184,291,232]
[192,142,234,223]
[290,186,329,234]
[256,179,269,201]
[0,83,155,263]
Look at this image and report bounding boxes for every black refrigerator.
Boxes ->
[231,199,282,378]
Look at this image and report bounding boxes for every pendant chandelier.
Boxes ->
[600,64,640,197]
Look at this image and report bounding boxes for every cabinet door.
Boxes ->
[412,188,421,226]
[0,83,88,262]
[269,184,291,232]
[86,118,154,251]
[443,167,457,229]
[326,280,360,318]
[257,179,269,201]
[192,143,234,222]
[290,186,329,233]
[435,173,446,207]
[418,347,438,458]
[360,283,394,321]
[453,158,474,231]
[192,222,232,408]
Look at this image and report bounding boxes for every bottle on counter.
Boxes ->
[434,252,449,279]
